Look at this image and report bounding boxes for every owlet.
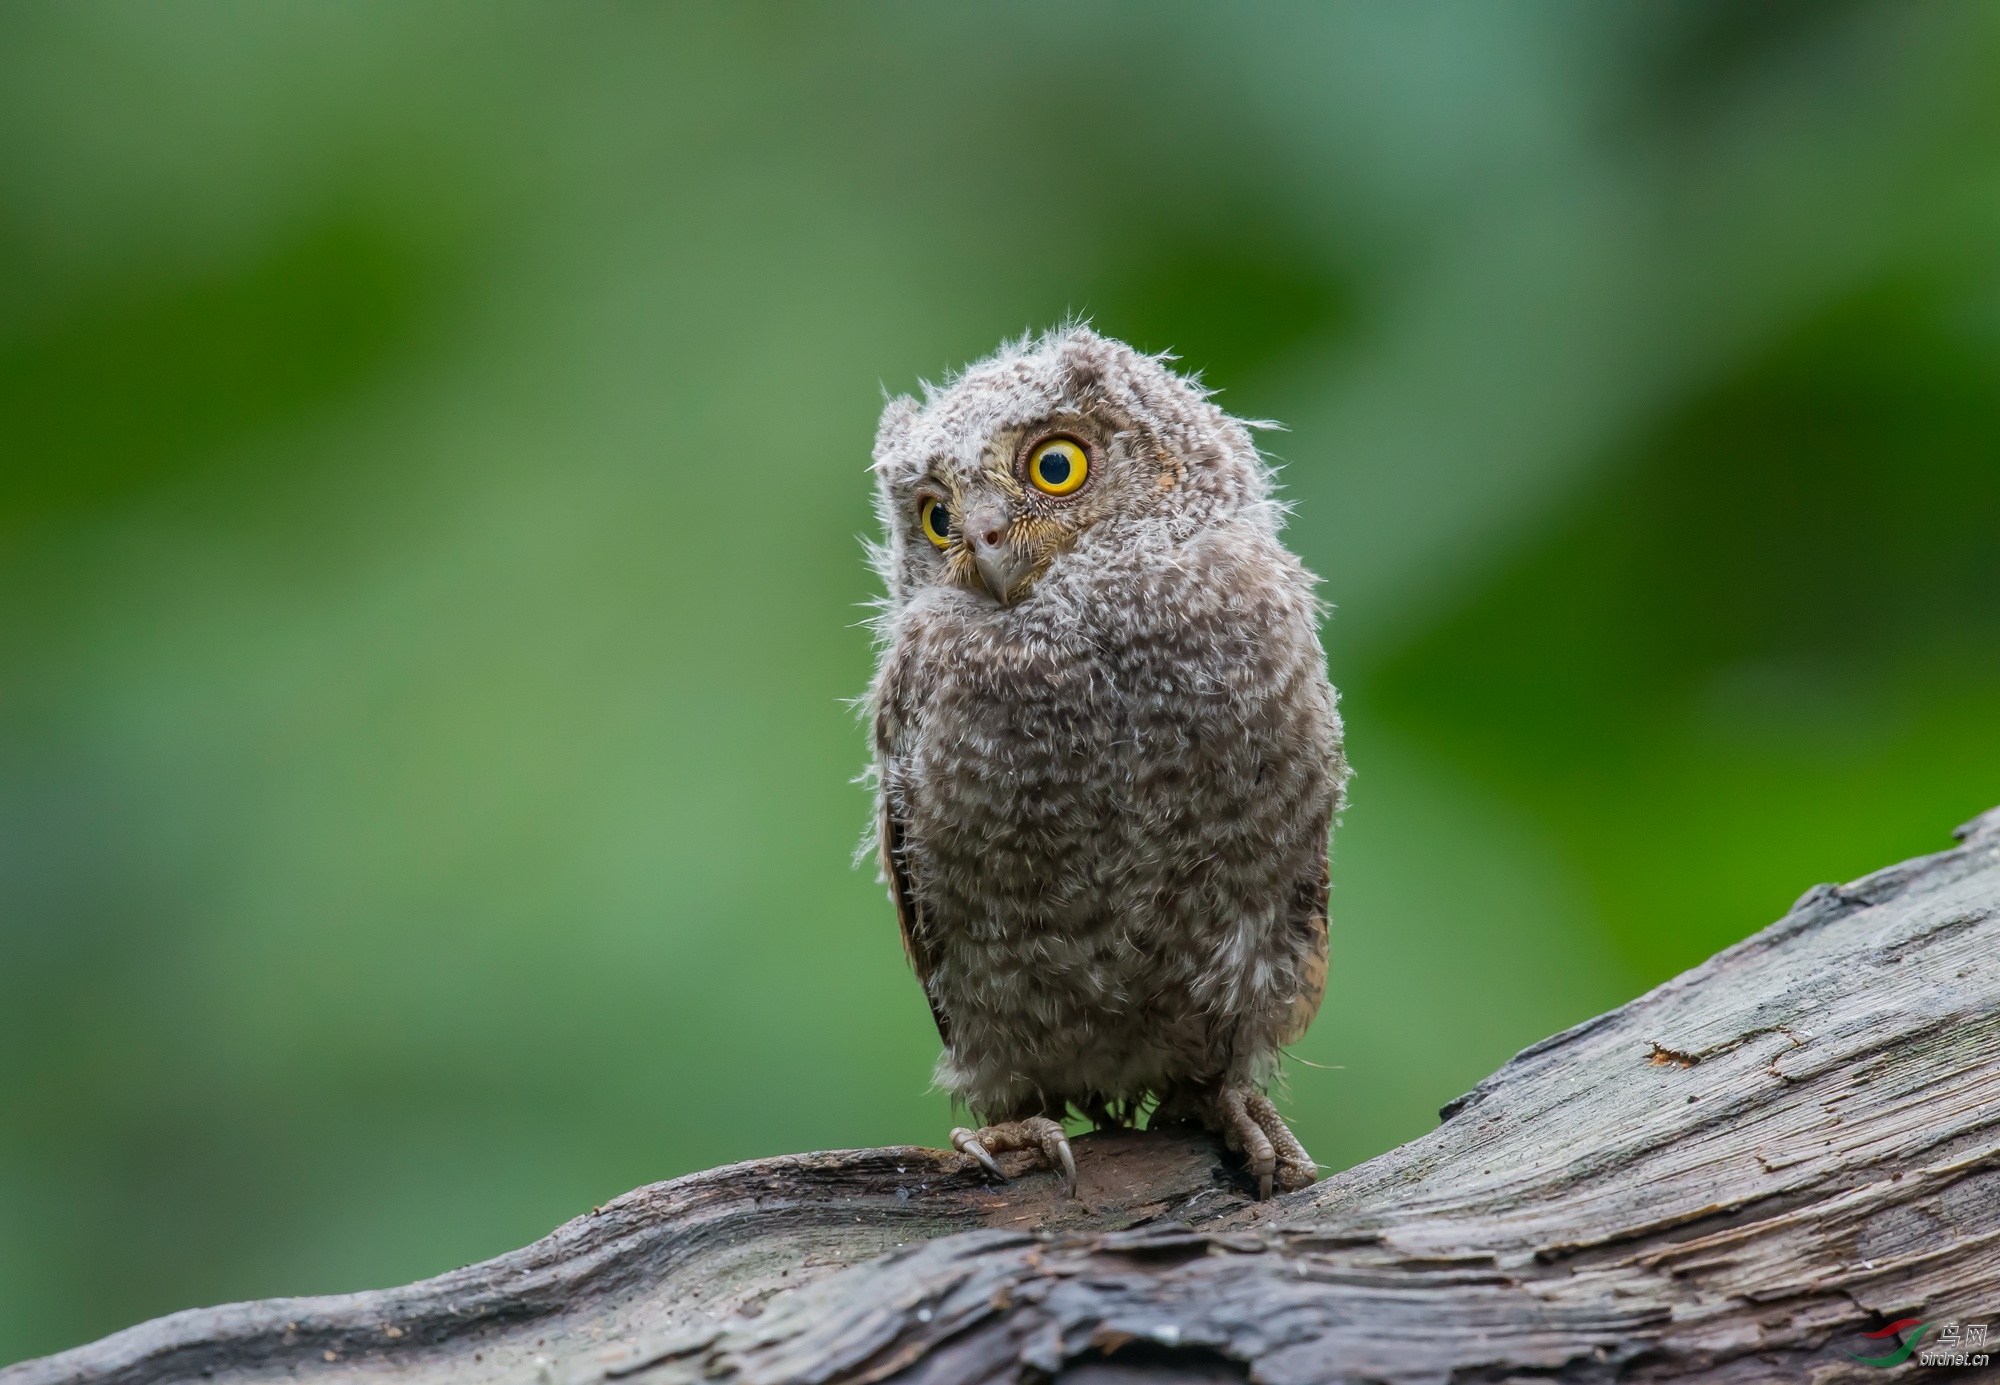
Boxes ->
[865,326,1346,1198]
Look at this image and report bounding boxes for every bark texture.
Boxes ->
[9,808,2000,1385]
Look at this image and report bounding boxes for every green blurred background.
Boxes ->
[5,1,2000,1364]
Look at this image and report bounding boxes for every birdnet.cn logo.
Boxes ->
[1851,1318,1990,1369]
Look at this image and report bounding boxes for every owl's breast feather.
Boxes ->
[888,519,1333,927]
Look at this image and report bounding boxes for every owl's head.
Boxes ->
[870,325,1276,609]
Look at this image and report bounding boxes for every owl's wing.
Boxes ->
[880,793,950,1046]
[1277,825,1332,1049]
[872,639,952,1046]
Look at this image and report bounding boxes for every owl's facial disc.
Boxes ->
[961,502,1035,604]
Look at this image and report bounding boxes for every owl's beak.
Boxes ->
[964,505,1033,604]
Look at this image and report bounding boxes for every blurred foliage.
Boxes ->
[1088,228,1357,394]
[1377,273,2000,978]
[2,1,1997,1366]
[0,218,436,524]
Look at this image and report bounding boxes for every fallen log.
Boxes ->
[9,807,1999,1385]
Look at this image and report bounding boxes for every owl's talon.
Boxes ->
[1247,1090,1317,1193]
[948,1117,1076,1195]
[950,1127,1004,1179]
[1217,1085,1314,1199]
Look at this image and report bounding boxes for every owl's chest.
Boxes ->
[901,633,1122,839]
[893,602,1276,911]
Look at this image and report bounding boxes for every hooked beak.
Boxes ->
[963,504,1034,604]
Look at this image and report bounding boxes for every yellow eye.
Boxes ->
[1027,437,1088,496]
[919,496,953,548]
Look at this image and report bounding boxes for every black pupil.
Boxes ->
[1039,450,1072,485]
[928,503,951,538]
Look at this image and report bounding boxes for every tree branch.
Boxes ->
[11,807,2000,1385]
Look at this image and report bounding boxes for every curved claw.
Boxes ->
[1051,1133,1078,1193]
[950,1127,1005,1179]
[1017,1117,1077,1197]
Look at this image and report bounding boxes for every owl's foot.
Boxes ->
[1217,1086,1316,1199]
[950,1117,1077,1195]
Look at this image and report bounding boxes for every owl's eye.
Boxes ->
[919,496,953,548]
[1027,437,1089,496]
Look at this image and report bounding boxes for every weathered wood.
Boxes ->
[10,808,2000,1385]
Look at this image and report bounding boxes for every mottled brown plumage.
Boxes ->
[865,326,1346,1196]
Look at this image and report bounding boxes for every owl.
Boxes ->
[865,326,1346,1198]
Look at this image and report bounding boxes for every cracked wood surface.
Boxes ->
[9,808,1999,1385]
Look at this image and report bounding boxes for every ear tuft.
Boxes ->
[873,394,920,466]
